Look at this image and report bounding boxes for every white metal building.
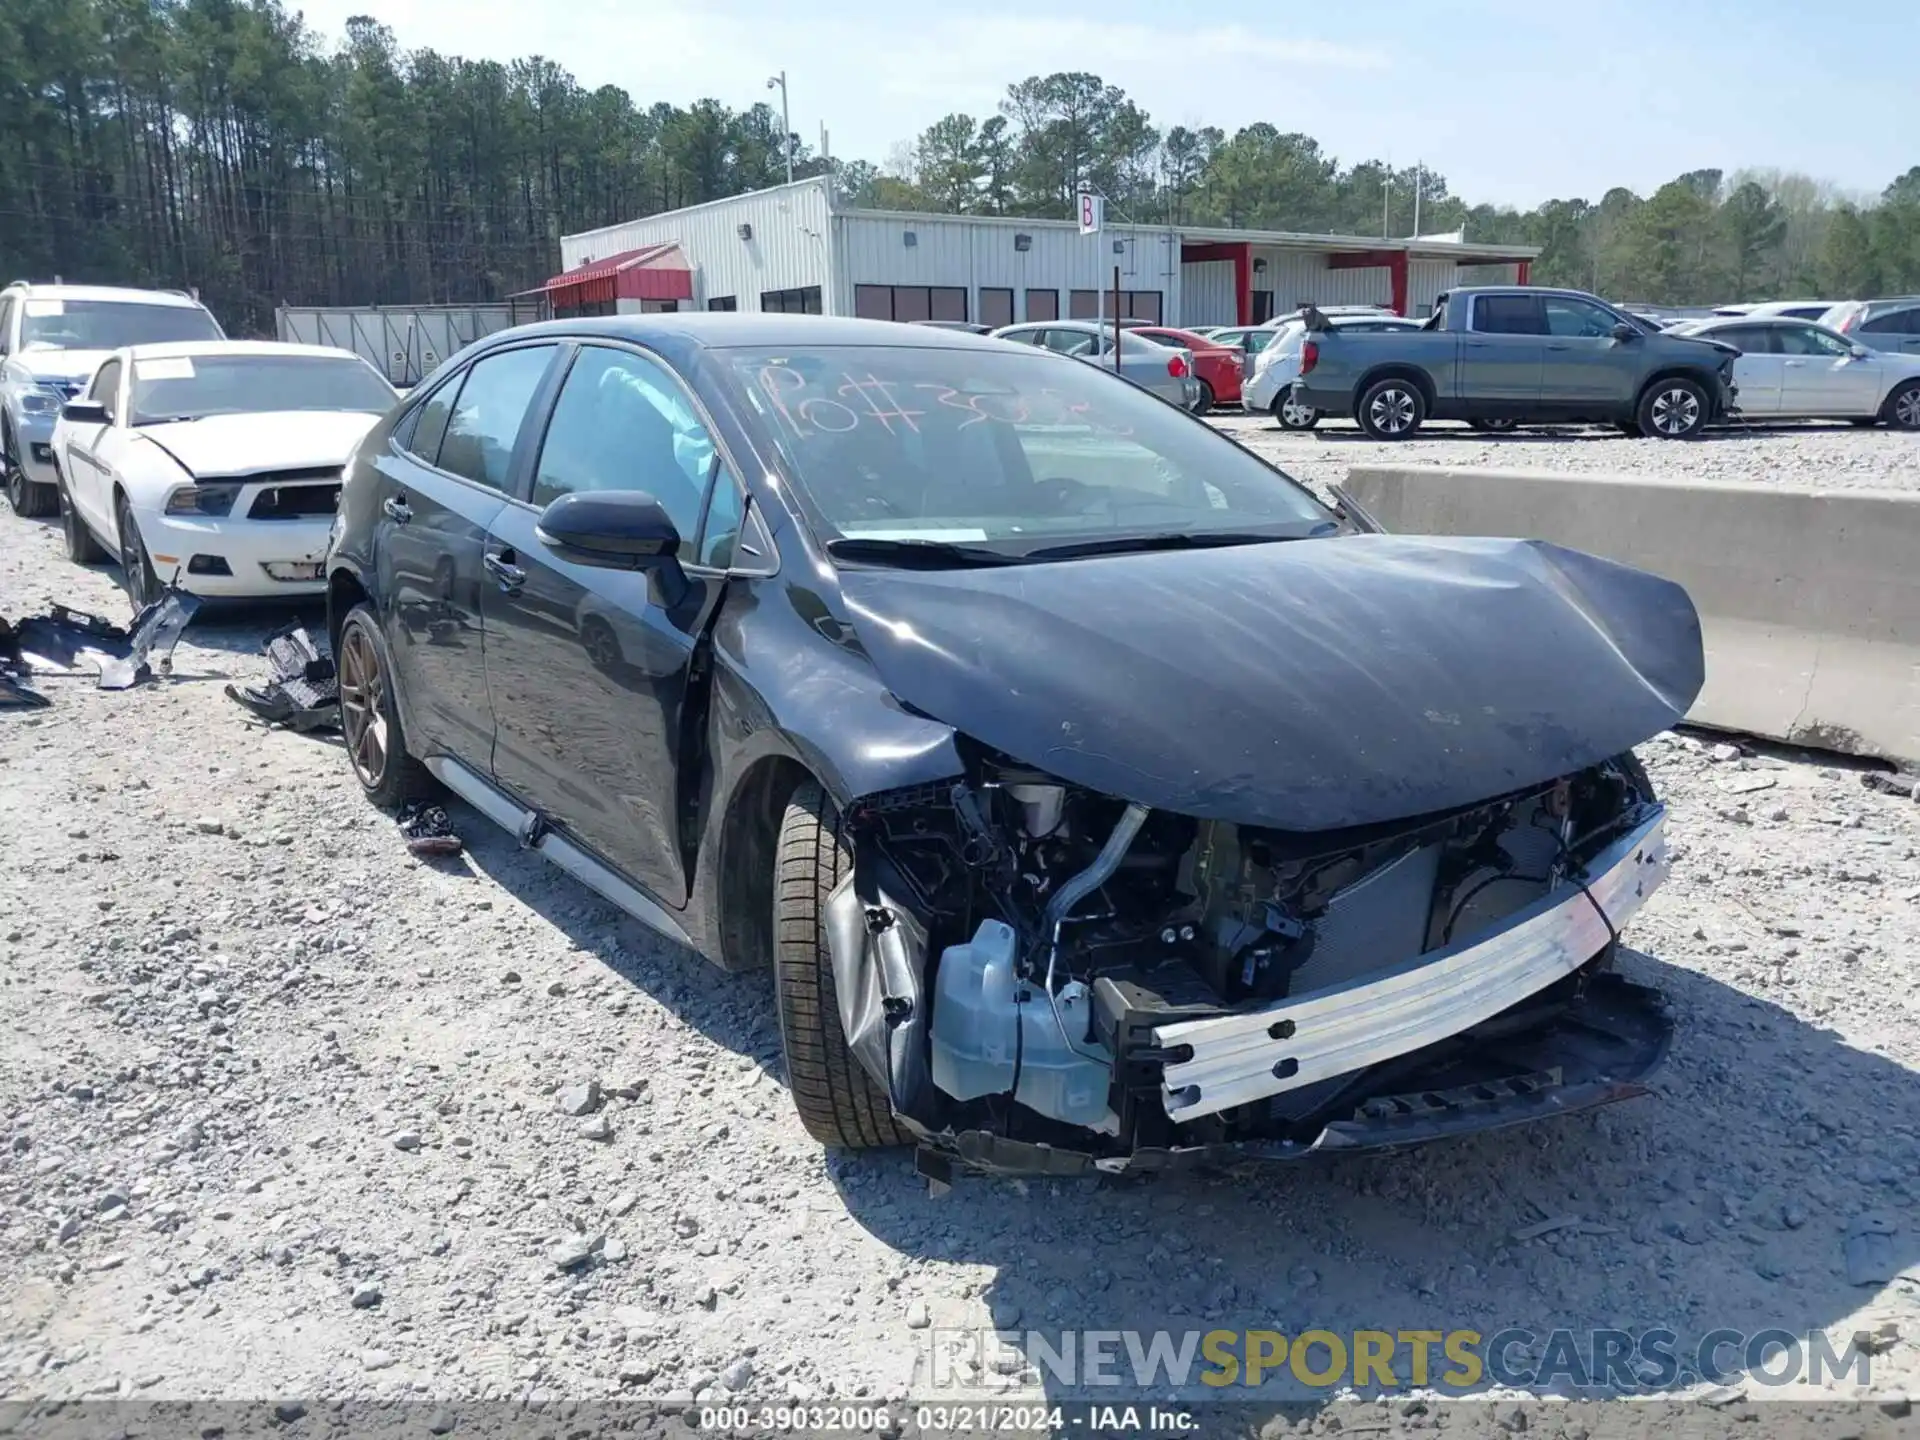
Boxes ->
[542,177,1538,329]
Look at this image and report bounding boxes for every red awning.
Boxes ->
[532,242,693,304]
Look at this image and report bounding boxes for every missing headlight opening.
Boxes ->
[833,751,1671,1172]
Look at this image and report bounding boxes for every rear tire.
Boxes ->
[3,425,57,518]
[1356,377,1426,440]
[1467,417,1519,433]
[1191,379,1215,414]
[58,467,109,563]
[1636,377,1709,439]
[773,781,910,1150]
[1882,379,1920,431]
[1274,392,1320,431]
[336,602,434,810]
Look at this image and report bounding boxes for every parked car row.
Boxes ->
[1269,285,1920,439]
[1,279,398,600]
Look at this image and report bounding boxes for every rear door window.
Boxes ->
[1471,295,1546,335]
[435,345,557,491]
[1862,309,1917,335]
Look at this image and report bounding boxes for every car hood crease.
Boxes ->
[133,411,378,479]
[836,533,1704,832]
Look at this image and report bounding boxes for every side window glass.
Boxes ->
[1543,298,1617,338]
[532,346,714,541]
[0,298,13,354]
[89,360,122,416]
[437,345,556,490]
[1714,326,1772,354]
[1862,311,1906,335]
[696,468,745,568]
[1472,295,1544,335]
[407,375,462,466]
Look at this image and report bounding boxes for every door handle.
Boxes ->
[1783,360,1806,368]
[382,495,413,523]
[1546,343,1571,351]
[484,549,526,592]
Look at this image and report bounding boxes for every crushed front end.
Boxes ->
[824,751,1672,1176]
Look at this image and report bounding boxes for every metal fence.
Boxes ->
[274,300,548,386]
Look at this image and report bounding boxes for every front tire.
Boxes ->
[3,424,57,518]
[114,492,163,607]
[1883,379,1920,431]
[1357,377,1427,440]
[1274,392,1320,431]
[773,781,910,1150]
[58,467,109,563]
[1467,417,1519,433]
[336,603,433,809]
[1637,377,1709,439]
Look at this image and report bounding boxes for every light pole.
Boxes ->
[766,70,792,185]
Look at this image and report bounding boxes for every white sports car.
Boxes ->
[50,341,398,603]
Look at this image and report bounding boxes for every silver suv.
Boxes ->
[0,281,223,516]
[1818,297,1920,356]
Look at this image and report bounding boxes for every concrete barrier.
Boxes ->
[1341,465,1920,765]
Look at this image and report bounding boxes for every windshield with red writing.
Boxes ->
[722,345,1329,549]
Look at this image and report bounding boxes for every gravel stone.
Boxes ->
[1,458,1917,1405]
[557,1081,602,1116]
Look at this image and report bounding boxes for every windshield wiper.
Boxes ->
[825,536,1023,568]
[1022,525,1335,561]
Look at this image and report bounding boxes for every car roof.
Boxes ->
[506,313,1012,355]
[4,282,208,309]
[118,340,363,362]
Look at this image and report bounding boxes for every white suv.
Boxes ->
[1,282,223,517]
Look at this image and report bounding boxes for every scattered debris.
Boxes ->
[225,622,339,732]
[398,802,462,858]
[1862,771,1920,800]
[0,590,197,703]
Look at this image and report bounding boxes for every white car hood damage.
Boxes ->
[136,411,379,478]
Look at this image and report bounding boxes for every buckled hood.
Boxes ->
[836,533,1704,832]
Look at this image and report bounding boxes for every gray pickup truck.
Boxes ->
[1291,286,1739,439]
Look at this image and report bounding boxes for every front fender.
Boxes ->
[713,576,964,808]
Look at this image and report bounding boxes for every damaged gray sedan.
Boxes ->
[322,316,1703,1176]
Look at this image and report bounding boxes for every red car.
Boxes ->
[1130,326,1243,411]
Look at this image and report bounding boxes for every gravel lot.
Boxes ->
[3,421,1919,1431]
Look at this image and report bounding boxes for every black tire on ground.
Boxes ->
[1273,392,1319,431]
[114,491,163,606]
[773,781,911,1150]
[336,602,434,810]
[3,425,57,517]
[1636,376,1709,439]
[1356,376,1427,440]
[58,467,109,562]
[1191,379,1215,414]
[1467,417,1519,433]
[1881,379,1920,431]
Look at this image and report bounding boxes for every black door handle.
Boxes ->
[484,550,526,592]
[383,495,413,523]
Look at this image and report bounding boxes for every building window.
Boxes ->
[980,288,1014,328]
[1069,289,1162,323]
[1025,289,1059,322]
[760,286,822,314]
[553,298,615,319]
[639,299,679,313]
[706,296,737,311]
[854,285,967,323]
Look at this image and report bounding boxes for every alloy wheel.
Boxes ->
[1649,387,1700,436]
[1895,385,1920,429]
[1369,387,1417,435]
[1280,396,1315,428]
[338,623,391,788]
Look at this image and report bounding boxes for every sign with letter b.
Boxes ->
[1077,192,1103,235]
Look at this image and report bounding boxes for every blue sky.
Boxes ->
[295,0,1913,208]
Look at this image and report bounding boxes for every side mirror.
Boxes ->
[61,399,108,424]
[1610,322,1638,341]
[1851,345,1873,361]
[535,489,680,568]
